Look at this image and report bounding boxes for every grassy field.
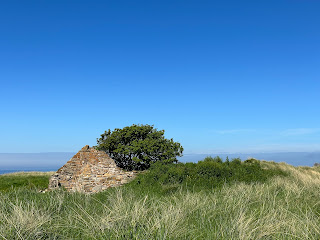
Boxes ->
[1,160,320,239]
[0,172,55,192]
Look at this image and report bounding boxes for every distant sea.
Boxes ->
[0,152,74,174]
[0,151,319,172]
[0,169,57,175]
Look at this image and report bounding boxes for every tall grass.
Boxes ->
[1,162,320,239]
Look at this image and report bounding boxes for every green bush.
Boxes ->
[130,156,287,193]
[96,124,183,170]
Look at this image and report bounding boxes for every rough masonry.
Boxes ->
[48,145,137,193]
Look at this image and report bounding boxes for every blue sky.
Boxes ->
[0,0,319,154]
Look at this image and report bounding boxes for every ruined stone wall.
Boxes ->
[48,145,136,193]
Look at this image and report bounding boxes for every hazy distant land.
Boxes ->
[0,152,74,171]
[179,152,320,167]
[0,151,319,172]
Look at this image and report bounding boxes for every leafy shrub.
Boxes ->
[131,157,287,193]
[96,124,183,170]
[203,156,223,163]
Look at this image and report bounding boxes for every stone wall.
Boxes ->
[48,145,137,193]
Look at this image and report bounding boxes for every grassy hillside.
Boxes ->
[1,159,320,239]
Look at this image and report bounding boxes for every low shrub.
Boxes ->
[130,157,287,193]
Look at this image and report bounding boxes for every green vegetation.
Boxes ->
[131,157,287,194]
[96,124,183,170]
[1,159,320,239]
[0,172,53,192]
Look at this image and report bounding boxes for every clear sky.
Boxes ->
[0,0,319,154]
